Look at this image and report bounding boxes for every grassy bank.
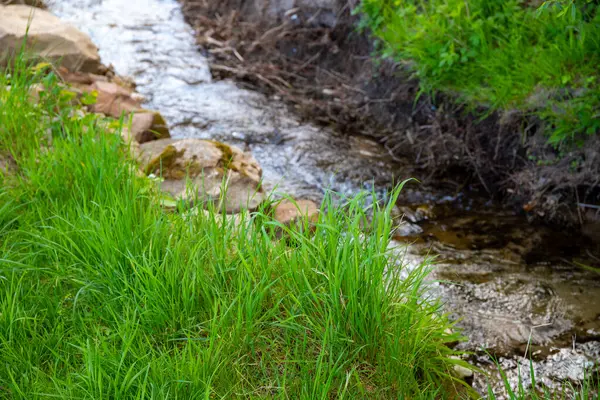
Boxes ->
[357,0,600,146]
[0,60,468,398]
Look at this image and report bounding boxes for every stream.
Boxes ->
[47,0,600,395]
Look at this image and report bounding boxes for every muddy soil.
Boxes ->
[47,0,600,395]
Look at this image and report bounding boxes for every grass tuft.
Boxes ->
[0,57,466,398]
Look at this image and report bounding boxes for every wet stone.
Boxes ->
[394,221,423,237]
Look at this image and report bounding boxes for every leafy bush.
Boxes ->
[357,0,600,146]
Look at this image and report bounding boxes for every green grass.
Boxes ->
[487,359,599,399]
[356,0,600,146]
[0,58,469,398]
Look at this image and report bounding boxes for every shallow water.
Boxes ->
[397,206,600,392]
[47,0,600,393]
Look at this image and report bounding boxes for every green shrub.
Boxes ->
[357,0,600,146]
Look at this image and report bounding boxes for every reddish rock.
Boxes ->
[88,81,142,118]
[56,67,108,85]
[274,199,319,225]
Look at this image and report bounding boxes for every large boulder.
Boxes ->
[139,138,264,213]
[0,5,102,73]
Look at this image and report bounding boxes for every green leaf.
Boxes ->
[81,90,98,106]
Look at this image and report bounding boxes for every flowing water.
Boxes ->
[47,0,600,393]
[47,0,399,201]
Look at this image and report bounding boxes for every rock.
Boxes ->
[394,221,423,237]
[127,110,170,143]
[139,138,264,212]
[274,199,319,225]
[443,328,460,349]
[0,5,102,73]
[123,132,141,158]
[453,364,474,381]
[56,67,108,85]
[394,205,434,223]
[28,83,44,103]
[415,204,435,220]
[87,81,142,118]
[394,206,419,223]
[449,356,474,382]
[391,205,430,237]
[110,74,137,91]
[56,68,148,123]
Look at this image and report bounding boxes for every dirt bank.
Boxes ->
[179,0,600,235]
